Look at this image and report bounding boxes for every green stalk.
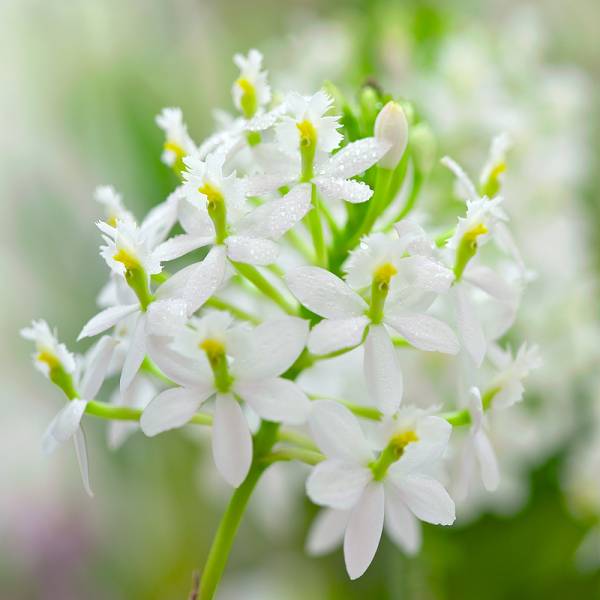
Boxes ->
[205,297,260,324]
[231,261,298,316]
[199,421,279,600]
[306,183,328,268]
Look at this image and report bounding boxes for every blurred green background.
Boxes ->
[2,0,599,598]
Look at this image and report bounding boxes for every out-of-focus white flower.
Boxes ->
[21,322,118,496]
[232,49,271,119]
[21,320,76,380]
[455,387,499,499]
[306,401,454,579]
[487,342,542,408]
[155,107,197,169]
[374,101,409,170]
[141,313,310,487]
[98,218,163,279]
[479,133,512,198]
[94,185,134,226]
[286,233,458,415]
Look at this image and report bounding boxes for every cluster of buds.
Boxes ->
[23,49,539,586]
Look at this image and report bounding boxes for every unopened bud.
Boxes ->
[374,101,409,170]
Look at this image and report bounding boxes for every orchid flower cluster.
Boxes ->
[22,49,539,595]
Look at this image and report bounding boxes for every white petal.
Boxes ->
[225,235,280,266]
[393,474,455,525]
[154,234,212,262]
[120,314,147,395]
[441,156,479,203]
[313,177,373,204]
[320,138,388,179]
[395,255,454,295]
[344,482,385,580]
[156,246,227,314]
[145,298,189,337]
[237,184,312,240]
[474,430,500,491]
[453,285,486,367]
[146,336,208,387]
[212,393,253,487]
[364,325,403,415]
[235,378,310,425]
[285,266,367,319]
[78,304,138,340]
[245,173,294,196]
[306,508,350,556]
[464,266,516,304]
[140,386,212,436]
[306,459,372,510]
[42,399,88,454]
[308,316,369,355]
[384,311,459,354]
[80,336,118,400]
[493,379,524,409]
[73,427,93,498]
[309,400,373,464]
[384,484,421,555]
[230,316,308,380]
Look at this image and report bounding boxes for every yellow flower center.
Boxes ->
[113,248,141,271]
[463,222,488,243]
[296,119,317,148]
[198,182,224,208]
[200,338,226,361]
[390,429,419,451]
[37,349,61,371]
[373,262,398,287]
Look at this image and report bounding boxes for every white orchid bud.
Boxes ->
[374,101,409,170]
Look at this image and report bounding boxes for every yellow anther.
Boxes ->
[200,338,226,361]
[37,349,61,371]
[164,141,185,160]
[296,119,318,148]
[236,78,254,95]
[391,429,419,451]
[463,223,488,242]
[113,248,141,271]
[198,182,224,208]
[489,161,506,181]
[106,215,118,227]
[373,262,398,286]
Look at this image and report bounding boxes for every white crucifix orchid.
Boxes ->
[286,232,458,415]
[21,320,118,496]
[305,401,455,579]
[141,312,310,487]
[155,107,197,170]
[232,49,271,119]
[79,218,191,394]
[247,91,389,204]
[153,150,312,299]
[455,387,500,500]
[94,185,134,226]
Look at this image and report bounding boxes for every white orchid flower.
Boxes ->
[141,313,310,487]
[153,150,312,297]
[286,232,458,415]
[455,387,500,499]
[21,321,117,496]
[155,107,197,169]
[305,401,455,579]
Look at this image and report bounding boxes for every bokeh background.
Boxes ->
[2,0,600,598]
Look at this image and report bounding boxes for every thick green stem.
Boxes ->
[199,421,279,600]
[205,297,260,324]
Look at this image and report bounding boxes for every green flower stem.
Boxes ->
[84,400,214,425]
[199,421,279,600]
[141,356,176,385]
[306,183,328,268]
[309,395,383,421]
[231,261,298,316]
[435,228,455,247]
[440,409,471,427]
[205,297,260,324]
[277,428,320,451]
[262,447,325,466]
